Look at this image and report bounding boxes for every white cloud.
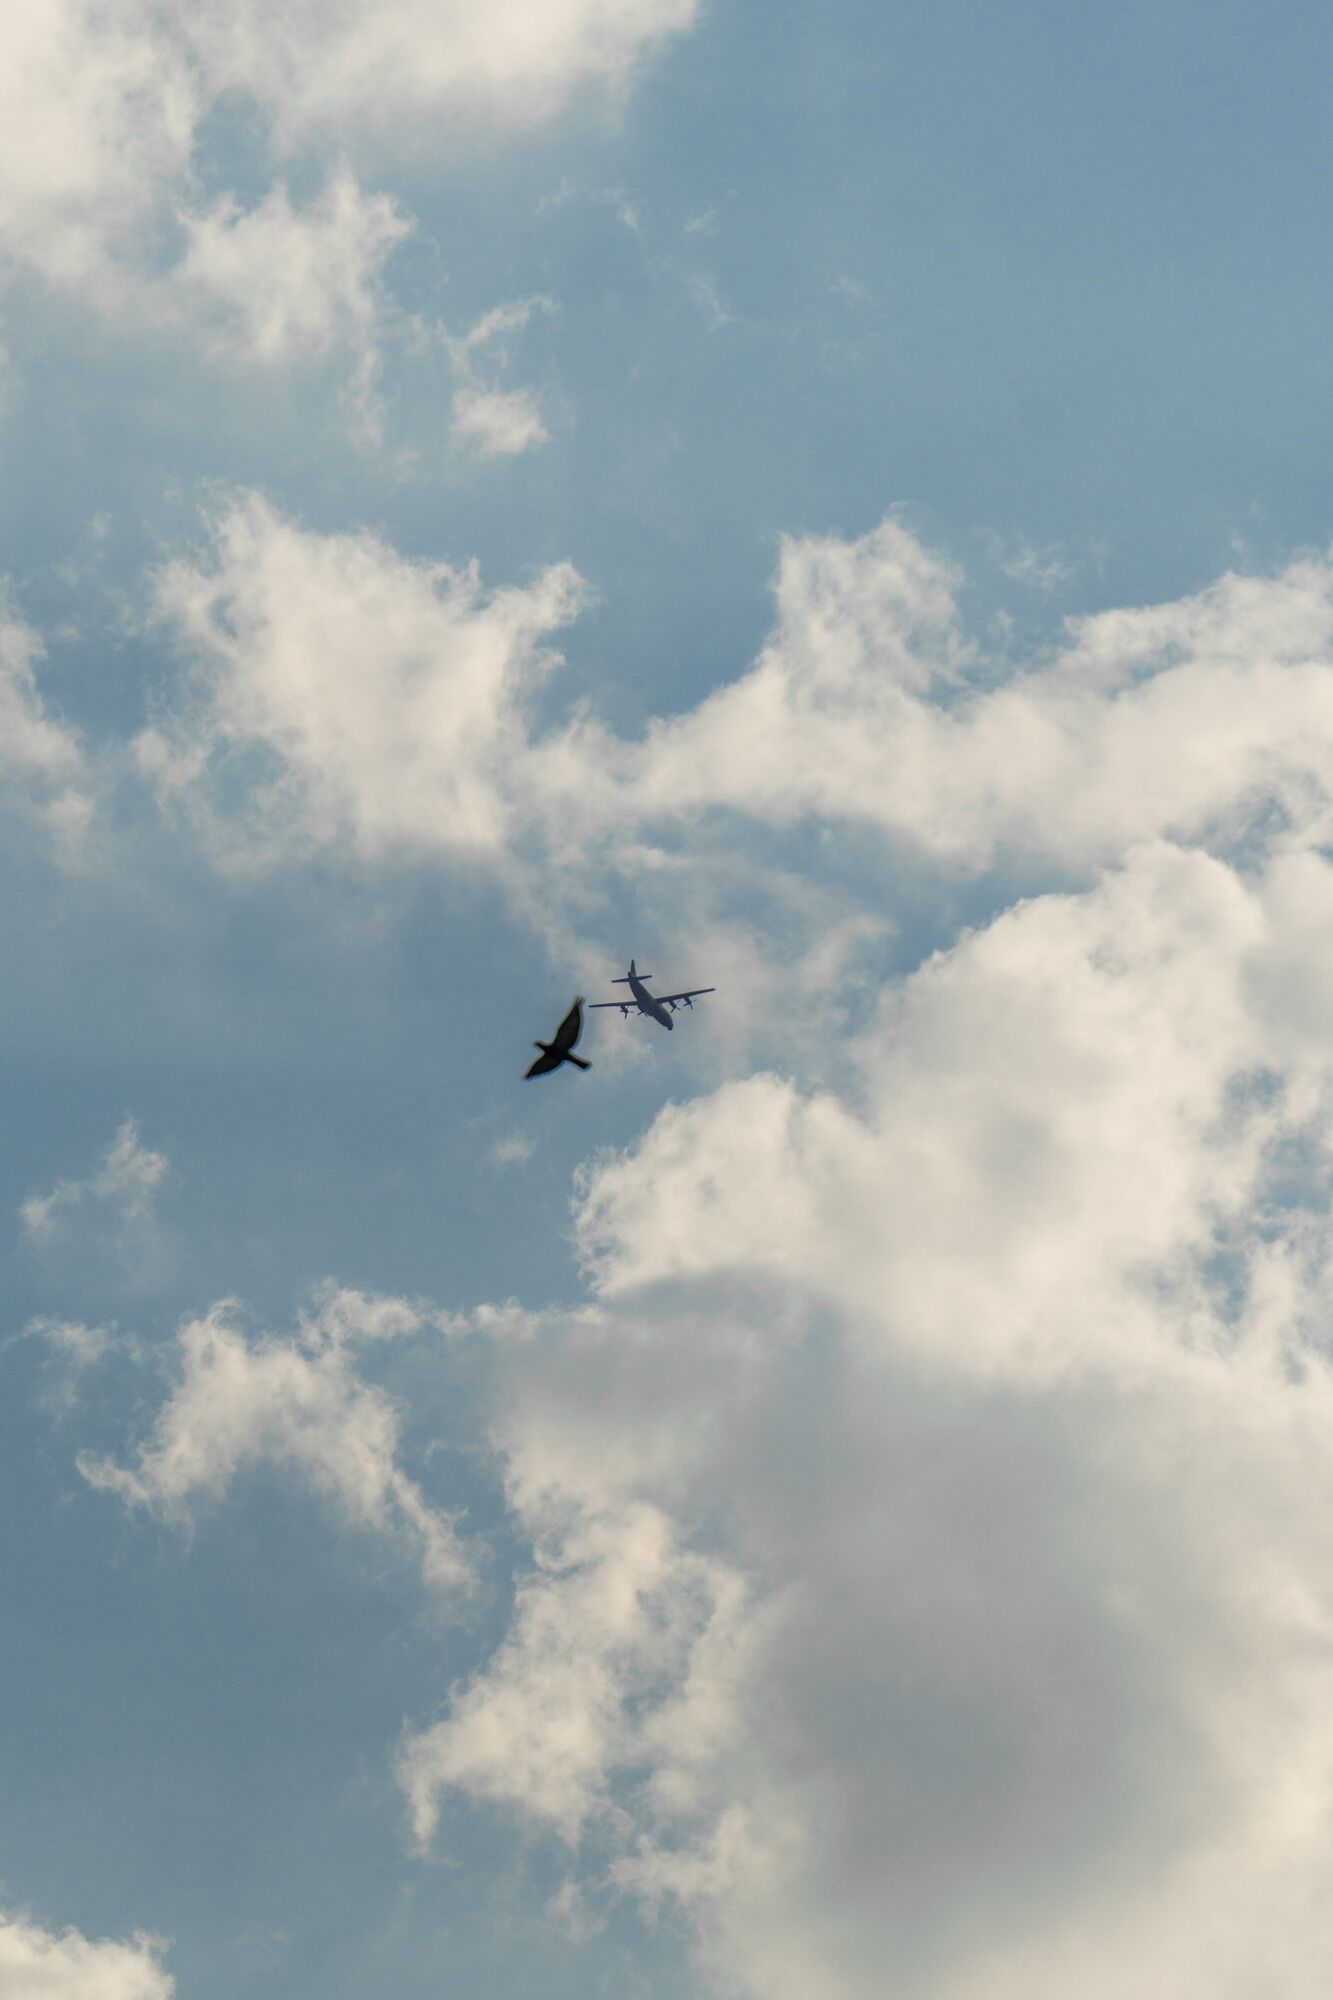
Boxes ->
[450,385,550,457]
[176,0,702,137]
[0,3,410,390]
[0,596,81,780]
[575,841,1279,1380]
[136,504,1333,1088]
[687,270,733,331]
[82,797,1333,1999]
[0,592,89,854]
[25,1317,115,1370]
[604,524,1333,872]
[990,532,1072,590]
[172,170,410,369]
[0,1,196,295]
[393,816,1333,1996]
[490,1132,537,1167]
[0,1910,173,1999]
[0,0,698,372]
[401,1493,750,1845]
[80,1288,468,1591]
[454,297,556,356]
[135,504,950,879]
[21,1118,168,1245]
[446,296,554,457]
[109,506,1333,1997]
[141,492,586,861]
[410,834,1333,1992]
[18,1317,133,1417]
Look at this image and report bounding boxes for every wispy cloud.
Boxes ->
[989,530,1073,591]
[0,596,81,780]
[451,385,550,459]
[688,271,733,331]
[538,181,641,231]
[21,1118,167,1245]
[490,1132,537,1168]
[446,295,556,458]
[18,1315,139,1415]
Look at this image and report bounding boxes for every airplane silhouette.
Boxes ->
[525,997,591,1078]
[589,960,715,1030]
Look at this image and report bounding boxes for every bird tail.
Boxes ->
[567,1054,591,1070]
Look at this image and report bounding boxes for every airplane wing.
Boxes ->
[588,987,715,1009]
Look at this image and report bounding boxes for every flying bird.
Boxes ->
[525,997,591,1078]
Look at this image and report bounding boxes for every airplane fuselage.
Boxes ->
[628,969,673,1029]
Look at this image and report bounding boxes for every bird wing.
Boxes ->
[552,997,584,1053]
[525,1049,561,1078]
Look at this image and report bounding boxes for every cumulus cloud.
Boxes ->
[0,1909,173,1998]
[133,503,1333,1110]
[401,1489,753,1846]
[0,0,698,373]
[140,491,586,861]
[172,170,411,370]
[386,594,1333,1995]
[104,505,1333,1996]
[404,824,1333,1997]
[80,1287,468,1591]
[576,840,1280,1378]
[0,1,196,295]
[82,805,1333,1998]
[21,1118,168,1245]
[141,506,1333,896]
[175,0,701,137]
[563,521,1333,874]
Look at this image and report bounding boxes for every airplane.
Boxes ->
[588,960,715,1031]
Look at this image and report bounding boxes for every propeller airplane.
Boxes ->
[588,960,715,1031]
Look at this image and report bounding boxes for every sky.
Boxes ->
[6,2,1333,1995]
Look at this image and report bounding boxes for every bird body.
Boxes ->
[525,997,590,1078]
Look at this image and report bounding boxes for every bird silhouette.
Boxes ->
[525,997,591,1078]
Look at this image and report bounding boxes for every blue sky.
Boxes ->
[7,4,1333,1997]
